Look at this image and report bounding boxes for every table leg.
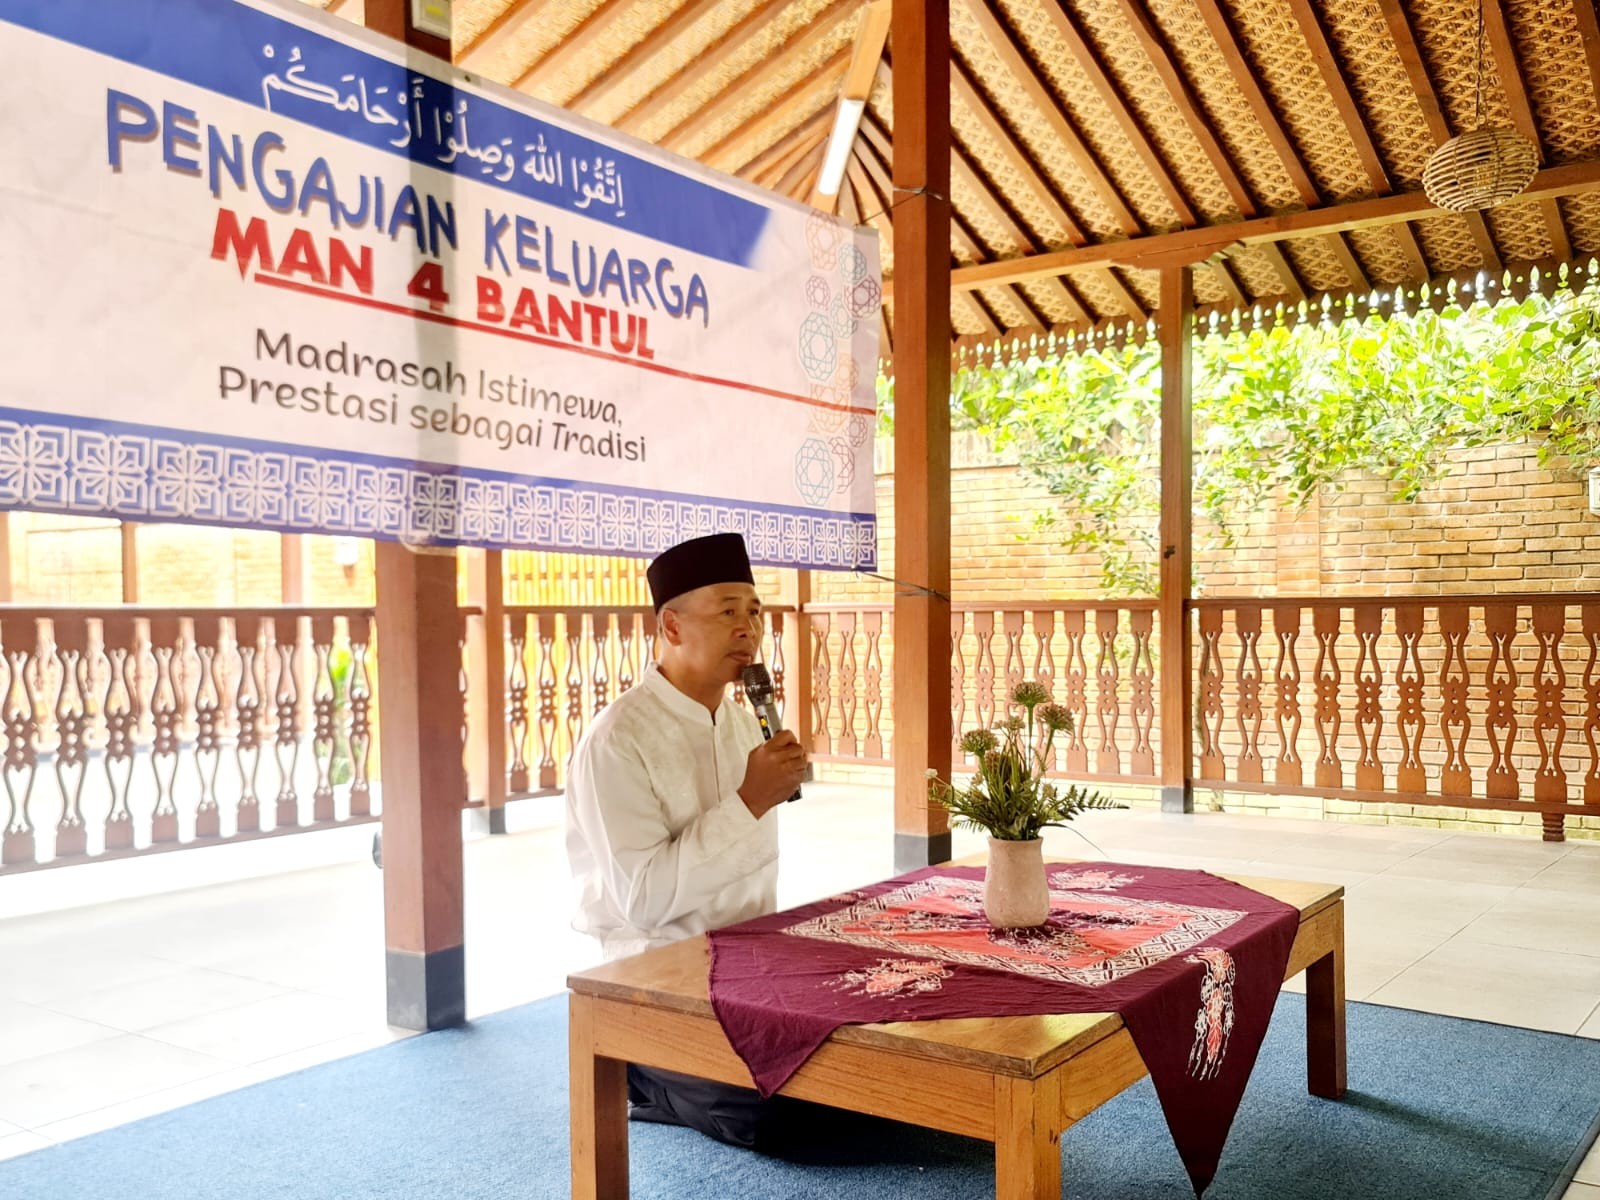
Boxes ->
[1305,900,1347,1099]
[994,1072,1064,1199]
[570,993,629,1200]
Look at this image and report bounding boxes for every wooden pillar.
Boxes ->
[890,0,952,871]
[0,512,12,603]
[281,534,308,603]
[787,569,813,754]
[1158,266,1195,813]
[466,549,508,834]
[120,522,139,604]
[365,0,461,1030]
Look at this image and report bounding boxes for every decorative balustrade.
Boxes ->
[500,606,792,798]
[1193,595,1600,837]
[804,602,1162,786]
[0,607,375,872]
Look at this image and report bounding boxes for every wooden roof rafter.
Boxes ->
[1375,0,1508,275]
[1480,0,1572,262]
[740,106,834,185]
[657,1,858,156]
[698,47,853,174]
[1108,0,1256,219]
[956,0,1144,237]
[855,110,1088,328]
[1032,0,1197,228]
[509,0,633,97]
[610,0,810,138]
[561,0,727,117]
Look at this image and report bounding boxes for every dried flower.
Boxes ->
[1038,703,1073,733]
[926,677,1124,841]
[1011,681,1051,709]
[960,729,998,758]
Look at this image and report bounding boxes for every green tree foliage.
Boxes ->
[880,288,1600,594]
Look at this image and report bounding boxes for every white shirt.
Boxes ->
[565,661,779,961]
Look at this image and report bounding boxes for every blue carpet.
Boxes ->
[2,992,1597,1199]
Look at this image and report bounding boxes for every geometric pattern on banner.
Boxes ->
[0,412,877,569]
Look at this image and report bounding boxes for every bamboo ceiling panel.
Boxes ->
[1347,225,1427,287]
[949,0,1134,239]
[1146,0,1306,210]
[1408,0,1521,138]
[1412,210,1491,275]
[989,0,1187,232]
[1065,0,1247,222]
[1220,0,1377,200]
[949,84,1077,247]
[1559,192,1600,253]
[1487,197,1558,262]
[1316,0,1440,188]
[1509,0,1600,161]
[537,0,686,107]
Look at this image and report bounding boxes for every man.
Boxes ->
[565,531,808,1148]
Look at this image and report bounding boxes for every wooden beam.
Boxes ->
[753,127,827,191]
[280,533,307,603]
[613,0,794,135]
[465,551,507,828]
[1190,0,1319,206]
[1157,266,1194,814]
[809,0,892,211]
[659,3,857,154]
[1109,0,1256,217]
[1283,0,1391,194]
[842,0,892,98]
[776,139,828,199]
[958,0,1143,235]
[743,107,833,185]
[928,157,1600,290]
[0,513,11,603]
[564,0,725,116]
[456,0,553,72]
[699,49,851,174]
[1034,0,1196,226]
[120,522,138,604]
[365,0,463,1035]
[891,0,953,870]
[1326,233,1371,293]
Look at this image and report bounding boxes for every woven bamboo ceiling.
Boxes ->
[313,0,1600,350]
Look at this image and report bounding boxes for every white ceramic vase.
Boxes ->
[984,836,1051,928]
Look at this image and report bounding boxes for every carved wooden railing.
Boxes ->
[804,602,1162,787]
[1193,595,1600,838]
[500,606,793,798]
[0,607,376,873]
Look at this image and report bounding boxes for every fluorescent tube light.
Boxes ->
[817,98,865,197]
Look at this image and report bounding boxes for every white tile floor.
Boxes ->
[0,784,1596,1193]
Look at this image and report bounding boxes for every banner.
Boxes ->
[0,0,880,569]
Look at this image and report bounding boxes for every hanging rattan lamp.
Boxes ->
[1420,0,1539,212]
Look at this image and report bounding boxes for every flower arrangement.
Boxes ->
[926,680,1123,842]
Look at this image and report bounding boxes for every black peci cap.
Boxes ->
[646,533,755,613]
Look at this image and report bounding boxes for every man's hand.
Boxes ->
[738,732,808,818]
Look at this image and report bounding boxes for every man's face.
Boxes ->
[663,582,763,684]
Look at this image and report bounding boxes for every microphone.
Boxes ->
[741,663,810,802]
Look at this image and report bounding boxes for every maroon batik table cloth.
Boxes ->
[708,862,1300,1195]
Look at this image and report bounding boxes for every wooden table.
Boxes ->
[568,869,1345,1199]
